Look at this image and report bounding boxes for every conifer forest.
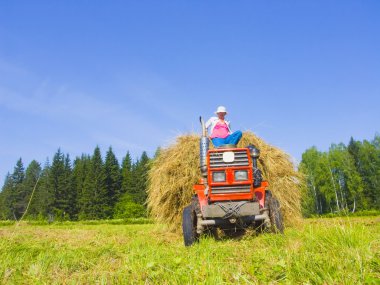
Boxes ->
[0,147,150,221]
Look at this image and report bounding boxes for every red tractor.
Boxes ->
[182,117,284,246]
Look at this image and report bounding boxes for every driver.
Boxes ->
[205,106,242,147]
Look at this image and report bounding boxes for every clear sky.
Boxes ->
[0,1,379,186]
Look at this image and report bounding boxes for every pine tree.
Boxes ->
[131,152,150,205]
[8,159,26,219]
[64,154,77,219]
[73,154,91,220]
[80,146,107,220]
[49,149,71,220]
[0,190,5,219]
[120,151,133,195]
[29,159,53,220]
[0,173,12,219]
[115,152,150,218]
[153,147,162,159]
[0,159,28,220]
[104,147,121,217]
[22,160,42,219]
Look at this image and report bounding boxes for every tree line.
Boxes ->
[0,146,151,221]
[300,134,380,216]
[1,134,379,221]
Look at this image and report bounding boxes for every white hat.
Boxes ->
[215,106,227,114]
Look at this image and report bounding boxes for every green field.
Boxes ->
[1,217,379,284]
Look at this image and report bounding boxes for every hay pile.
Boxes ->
[147,132,303,231]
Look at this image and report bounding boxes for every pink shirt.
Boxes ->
[210,121,230,139]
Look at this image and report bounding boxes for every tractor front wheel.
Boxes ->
[182,205,199,246]
[268,197,284,234]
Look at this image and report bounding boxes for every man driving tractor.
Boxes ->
[205,106,242,147]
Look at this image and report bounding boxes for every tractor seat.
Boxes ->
[216,144,237,149]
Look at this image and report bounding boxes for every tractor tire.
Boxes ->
[268,196,284,234]
[265,190,272,207]
[182,205,199,246]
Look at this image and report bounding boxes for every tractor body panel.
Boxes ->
[205,147,267,207]
[193,146,269,219]
[207,148,254,202]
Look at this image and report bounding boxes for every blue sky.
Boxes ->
[0,1,379,186]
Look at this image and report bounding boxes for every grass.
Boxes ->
[0,218,153,227]
[0,217,379,284]
[311,210,380,218]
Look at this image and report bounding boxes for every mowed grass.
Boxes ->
[0,217,379,284]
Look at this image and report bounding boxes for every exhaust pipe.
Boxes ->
[199,116,209,177]
[248,144,263,187]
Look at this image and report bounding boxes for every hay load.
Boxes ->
[147,131,303,231]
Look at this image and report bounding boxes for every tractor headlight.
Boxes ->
[235,170,248,181]
[212,171,226,182]
[247,144,260,159]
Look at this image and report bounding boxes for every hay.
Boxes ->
[147,131,303,231]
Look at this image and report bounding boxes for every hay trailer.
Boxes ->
[182,117,284,246]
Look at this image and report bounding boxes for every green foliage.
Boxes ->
[0,146,151,222]
[0,173,13,219]
[48,150,74,221]
[129,151,150,205]
[114,193,146,219]
[115,151,151,219]
[1,133,378,222]
[300,134,380,216]
[0,159,26,220]
[72,154,91,220]
[30,160,54,219]
[120,151,132,195]
[79,146,108,220]
[20,160,42,218]
[104,147,121,217]
[299,147,323,216]
[0,189,5,220]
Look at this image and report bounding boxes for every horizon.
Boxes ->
[3,131,379,181]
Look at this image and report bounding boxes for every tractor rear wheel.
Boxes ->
[182,205,199,246]
[268,196,284,234]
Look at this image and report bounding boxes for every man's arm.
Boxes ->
[205,117,216,129]
[226,121,232,134]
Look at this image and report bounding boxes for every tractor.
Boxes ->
[182,117,284,246]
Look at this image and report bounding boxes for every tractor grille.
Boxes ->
[211,184,251,194]
[209,150,249,168]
